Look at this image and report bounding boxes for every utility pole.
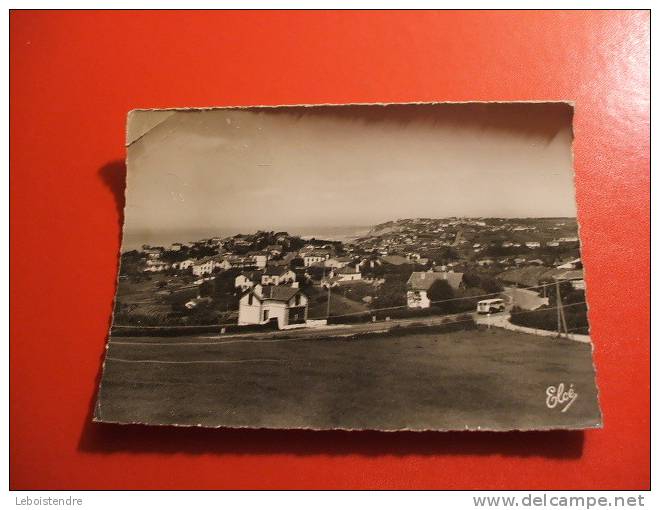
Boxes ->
[323,264,331,318]
[558,282,569,337]
[326,285,332,318]
[556,280,562,338]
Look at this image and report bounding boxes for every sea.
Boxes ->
[121,225,372,252]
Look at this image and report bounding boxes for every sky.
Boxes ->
[123,102,576,248]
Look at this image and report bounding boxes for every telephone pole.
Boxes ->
[555,280,570,338]
[326,285,332,318]
[556,280,562,338]
[323,264,332,318]
[558,282,569,337]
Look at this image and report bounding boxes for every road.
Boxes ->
[502,286,549,310]
[110,287,550,345]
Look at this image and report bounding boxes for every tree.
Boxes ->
[427,279,454,302]
[119,250,144,276]
[289,257,304,269]
[480,276,503,294]
[375,279,408,308]
[546,281,574,307]
[199,280,214,297]
[426,247,459,265]
[462,272,482,289]
[427,280,455,313]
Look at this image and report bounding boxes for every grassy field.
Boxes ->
[305,286,369,319]
[96,328,601,431]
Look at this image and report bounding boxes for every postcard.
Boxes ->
[94,102,601,431]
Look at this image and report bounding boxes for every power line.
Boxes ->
[315,281,567,319]
[113,280,582,327]
[113,301,587,335]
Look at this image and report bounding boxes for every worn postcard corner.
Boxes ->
[96,101,601,432]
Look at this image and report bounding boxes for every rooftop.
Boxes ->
[407,271,464,291]
[255,285,302,302]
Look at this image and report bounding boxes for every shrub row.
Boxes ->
[110,321,276,337]
[337,314,477,340]
[326,305,469,325]
[509,305,589,335]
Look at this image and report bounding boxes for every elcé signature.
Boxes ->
[546,383,578,412]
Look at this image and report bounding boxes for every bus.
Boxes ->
[476,298,506,314]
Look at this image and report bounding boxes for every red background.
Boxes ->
[10,10,650,490]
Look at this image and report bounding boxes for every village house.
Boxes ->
[499,266,552,288]
[525,241,541,249]
[246,251,268,269]
[192,256,223,276]
[557,257,582,270]
[173,259,195,270]
[144,259,170,272]
[238,284,308,329]
[324,256,352,269]
[261,266,296,286]
[406,271,464,309]
[477,258,495,267]
[303,250,331,267]
[184,296,212,309]
[142,247,163,260]
[380,255,409,266]
[358,257,382,270]
[333,266,362,282]
[266,257,291,268]
[234,270,264,292]
[192,255,232,276]
[265,245,283,257]
[222,254,260,270]
[551,269,585,290]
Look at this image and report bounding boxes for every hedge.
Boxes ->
[110,321,276,337]
[509,305,589,335]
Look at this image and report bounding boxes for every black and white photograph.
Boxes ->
[95,102,601,431]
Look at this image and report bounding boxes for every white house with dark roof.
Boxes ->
[192,256,225,276]
[144,259,170,272]
[303,249,331,267]
[246,251,268,269]
[261,266,296,286]
[406,271,464,308]
[173,259,195,270]
[334,266,362,282]
[234,270,264,291]
[238,284,308,329]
